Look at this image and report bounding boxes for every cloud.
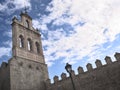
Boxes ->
[0,30,12,60]
[0,0,31,14]
[3,30,12,38]
[39,0,120,66]
[3,40,12,48]
[0,47,11,57]
[0,40,12,59]
[33,19,48,30]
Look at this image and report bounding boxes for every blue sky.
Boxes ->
[0,0,120,81]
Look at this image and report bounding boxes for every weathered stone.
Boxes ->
[53,76,59,83]
[78,66,84,74]
[95,59,102,68]
[86,63,93,71]
[114,52,120,61]
[47,60,120,90]
[61,73,67,80]
[105,56,112,64]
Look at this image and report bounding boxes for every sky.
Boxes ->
[0,0,120,81]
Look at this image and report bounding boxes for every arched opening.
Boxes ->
[25,20,29,28]
[19,35,24,48]
[27,38,32,51]
[36,42,40,53]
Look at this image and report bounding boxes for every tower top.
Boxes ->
[20,11,32,20]
[11,12,44,63]
[20,6,32,20]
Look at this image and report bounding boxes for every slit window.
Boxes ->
[25,20,29,28]
[19,35,24,48]
[36,42,40,53]
[27,39,32,51]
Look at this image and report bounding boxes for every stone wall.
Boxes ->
[0,61,10,90]
[0,56,48,90]
[14,48,44,63]
[9,56,48,90]
[0,52,120,90]
[46,52,120,90]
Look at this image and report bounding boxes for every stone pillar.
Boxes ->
[95,59,102,68]
[105,56,112,64]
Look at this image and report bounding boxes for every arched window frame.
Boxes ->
[36,42,40,53]
[27,38,32,51]
[19,35,24,48]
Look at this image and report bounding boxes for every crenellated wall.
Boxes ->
[46,52,120,90]
[0,52,120,90]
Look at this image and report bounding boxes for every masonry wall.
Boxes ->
[9,56,48,90]
[0,52,120,90]
[46,53,120,90]
[0,62,10,90]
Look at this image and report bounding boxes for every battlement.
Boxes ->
[46,52,120,85]
[0,62,9,70]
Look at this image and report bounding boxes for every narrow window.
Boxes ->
[36,42,40,53]
[25,20,29,28]
[27,39,32,51]
[19,35,24,48]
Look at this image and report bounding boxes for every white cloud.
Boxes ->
[3,30,12,37]
[40,0,120,66]
[0,0,31,14]
[13,0,31,9]
[0,30,12,59]
[33,20,48,30]
[0,47,11,57]
[3,40,12,48]
[0,40,12,58]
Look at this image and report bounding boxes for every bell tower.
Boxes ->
[9,12,49,90]
[12,12,44,63]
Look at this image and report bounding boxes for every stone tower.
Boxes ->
[12,12,44,63]
[0,12,49,90]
